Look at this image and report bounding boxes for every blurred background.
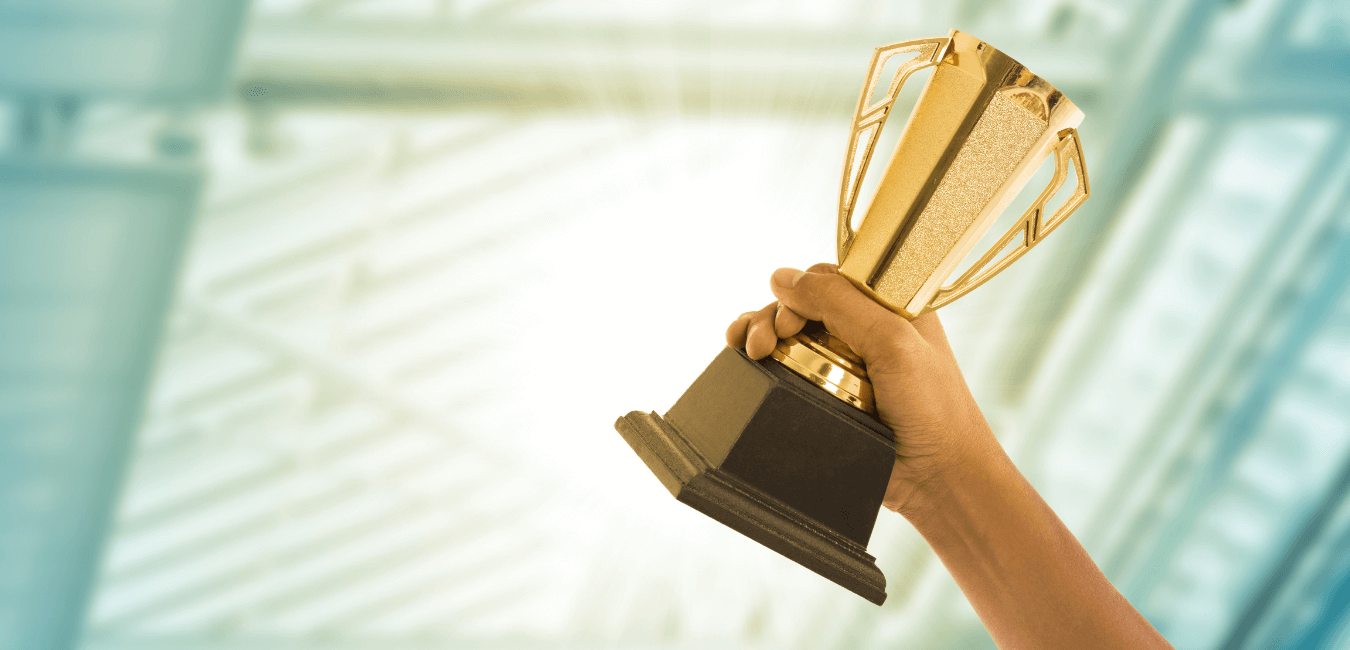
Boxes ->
[2,0,1349,649]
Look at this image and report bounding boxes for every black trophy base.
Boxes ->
[614,347,896,605]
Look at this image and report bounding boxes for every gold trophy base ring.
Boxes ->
[770,323,875,414]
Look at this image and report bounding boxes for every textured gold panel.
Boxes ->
[777,29,1090,414]
[837,60,986,293]
[873,91,1046,307]
[927,128,1090,310]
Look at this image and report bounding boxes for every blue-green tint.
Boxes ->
[4,1,1350,649]
[0,1,246,649]
[0,163,201,650]
[0,1,247,101]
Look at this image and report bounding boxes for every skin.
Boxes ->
[725,263,1173,650]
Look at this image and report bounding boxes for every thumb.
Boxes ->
[768,267,919,363]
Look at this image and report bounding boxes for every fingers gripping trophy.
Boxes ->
[614,30,1090,605]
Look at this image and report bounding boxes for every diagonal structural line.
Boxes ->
[174,296,525,469]
[114,420,462,577]
[995,0,1230,404]
[129,504,530,629]
[1275,563,1350,650]
[304,537,546,628]
[202,123,629,298]
[1126,182,1350,603]
[1016,119,1230,471]
[1086,126,1350,562]
[103,439,529,625]
[262,529,548,628]
[103,499,437,626]
[79,632,759,650]
[253,508,552,627]
[108,479,365,584]
[1221,412,1350,649]
[1251,0,1315,59]
[106,439,500,610]
[181,296,462,432]
[117,457,294,534]
[205,149,375,224]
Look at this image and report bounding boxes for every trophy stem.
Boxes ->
[769,321,875,414]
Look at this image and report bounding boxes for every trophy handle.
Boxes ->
[838,37,950,262]
[927,127,1090,311]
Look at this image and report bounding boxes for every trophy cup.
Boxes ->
[613,30,1089,605]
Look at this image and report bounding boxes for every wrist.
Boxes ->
[893,421,1011,531]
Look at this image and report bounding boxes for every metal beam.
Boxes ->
[991,0,1228,403]
[1221,416,1350,649]
[235,20,1105,116]
[1126,180,1350,604]
[0,160,200,650]
[80,634,763,650]
[1085,126,1350,567]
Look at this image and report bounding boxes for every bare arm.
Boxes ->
[726,264,1172,650]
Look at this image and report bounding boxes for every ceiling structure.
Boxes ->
[0,3,247,650]
[53,0,1350,649]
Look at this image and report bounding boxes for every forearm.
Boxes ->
[754,269,1168,646]
[906,432,1172,650]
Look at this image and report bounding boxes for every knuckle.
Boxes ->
[857,317,918,369]
[814,273,853,302]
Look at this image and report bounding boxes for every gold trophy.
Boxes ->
[615,30,1089,604]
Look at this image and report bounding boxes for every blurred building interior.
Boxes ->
[2,0,1350,649]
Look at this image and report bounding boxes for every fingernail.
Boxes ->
[773,267,806,288]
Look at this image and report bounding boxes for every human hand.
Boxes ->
[724,263,1000,521]
[726,265,1172,649]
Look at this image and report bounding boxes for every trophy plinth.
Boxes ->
[615,346,895,605]
[614,29,1090,604]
